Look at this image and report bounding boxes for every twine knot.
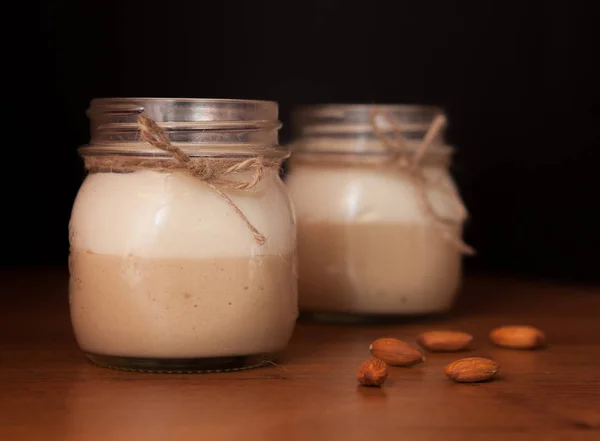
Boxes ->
[370,110,475,255]
[137,114,272,245]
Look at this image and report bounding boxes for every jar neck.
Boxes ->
[290,135,453,167]
[293,104,445,140]
[290,104,450,162]
[83,98,287,159]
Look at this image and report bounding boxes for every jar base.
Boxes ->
[298,310,450,325]
[85,352,274,373]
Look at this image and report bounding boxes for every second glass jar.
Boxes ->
[285,104,470,318]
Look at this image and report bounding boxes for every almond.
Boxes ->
[357,358,388,386]
[444,357,500,383]
[369,338,425,366]
[416,330,473,352]
[489,325,546,349]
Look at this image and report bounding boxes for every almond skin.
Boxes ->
[357,358,388,386]
[444,357,500,383]
[370,338,425,366]
[489,325,546,349]
[416,331,473,352]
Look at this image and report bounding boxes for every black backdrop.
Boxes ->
[4,1,600,282]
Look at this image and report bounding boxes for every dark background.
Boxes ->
[4,1,599,282]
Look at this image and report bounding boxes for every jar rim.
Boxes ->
[90,97,277,106]
[293,103,443,114]
[291,103,446,137]
[88,98,278,122]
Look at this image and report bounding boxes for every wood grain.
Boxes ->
[1,269,599,440]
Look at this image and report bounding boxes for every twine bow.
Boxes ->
[370,110,475,255]
[137,114,271,245]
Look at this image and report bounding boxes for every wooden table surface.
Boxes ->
[1,269,599,441]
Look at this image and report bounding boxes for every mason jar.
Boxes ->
[285,104,472,319]
[69,98,298,372]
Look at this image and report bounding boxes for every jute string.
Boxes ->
[370,110,475,255]
[85,115,281,245]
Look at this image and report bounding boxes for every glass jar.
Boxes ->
[285,104,472,319]
[69,98,298,372]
